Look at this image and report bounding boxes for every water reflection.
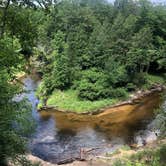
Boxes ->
[23,76,163,164]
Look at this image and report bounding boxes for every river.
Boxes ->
[20,76,163,164]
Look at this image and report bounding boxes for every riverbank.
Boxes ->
[37,74,165,113]
[22,138,166,166]
[17,76,165,166]
[38,84,165,115]
[44,90,119,113]
[96,138,166,166]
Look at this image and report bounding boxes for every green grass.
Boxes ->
[147,74,165,84]
[106,145,131,157]
[39,74,165,113]
[143,74,165,89]
[47,90,119,113]
[112,144,166,166]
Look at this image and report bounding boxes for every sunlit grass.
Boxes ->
[47,90,119,113]
[142,74,165,89]
[112,144,166,166]
[41,74,165,113]
[146,74,165,84]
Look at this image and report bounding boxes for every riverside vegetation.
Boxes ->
[110,101,166,166]
[35,0,166,112]
[0,0,166,166]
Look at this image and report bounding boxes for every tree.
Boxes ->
[127,27,154,73]
[0,35,34,165]
[76,68,109,100]
[114,0,137,16]
[0,0,11,37]
[0,1,38,165]
[35,0,166,103]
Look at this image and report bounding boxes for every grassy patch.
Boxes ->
[112,144,166,166]
[143,74,166,89]
[38,74,165,112]
[106,145,131,157]
[147,74,165,83]
[47,90,119,113]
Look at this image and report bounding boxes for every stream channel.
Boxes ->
[18,76,164,164]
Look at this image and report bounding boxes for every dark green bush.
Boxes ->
[109,88,128,99]
[76,69,109,100]
[77,79,106,101]
[105,59,128,86]
[76,68,129,100]
[131,73,147,86]
[126,83,137,91]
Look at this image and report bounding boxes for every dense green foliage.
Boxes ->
[39,74,165,112]
[34,0,166,104]
[0,35,35,165]
[0,0,166,164]
[0,1,38,165]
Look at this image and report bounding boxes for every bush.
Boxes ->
[131,73,147,87]
[35,77,54,107]
[76,68,109,101]
[75,68,128,101]
[109,88,128,99]
[77,79,106,101]
[36,76,54,97]
[126,83,137,91]
[77,82,128,101]
[105,59,128,86]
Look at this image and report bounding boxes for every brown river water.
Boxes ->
[19,76,164,164]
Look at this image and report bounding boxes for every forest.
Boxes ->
[34,0,166,111]
[0,0,166,166]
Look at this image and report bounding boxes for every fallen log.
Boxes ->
[57,157,86,165]
[57,147,100,165]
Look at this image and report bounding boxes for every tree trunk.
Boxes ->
[146,63,150,73]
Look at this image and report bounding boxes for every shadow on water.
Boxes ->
[22,76,164,164]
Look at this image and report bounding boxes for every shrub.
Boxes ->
[76,68,129,100]
[126,83,137,91]
[109,88,128,99]
[131,73,147,86]
[76,68,109,101]
[105,59,128,86]
[36,76,53,97]
[77,79,106,101]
